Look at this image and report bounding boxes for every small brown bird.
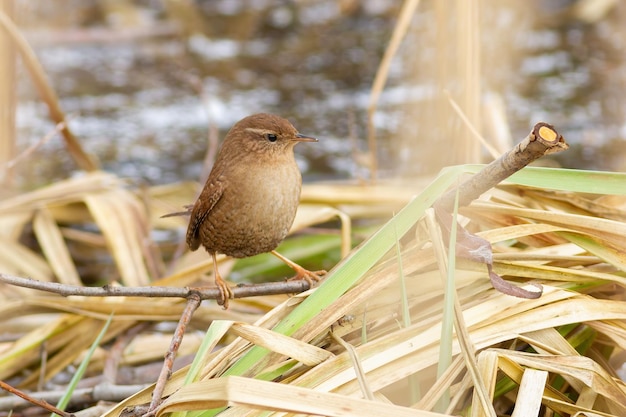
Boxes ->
[185,113,326,308]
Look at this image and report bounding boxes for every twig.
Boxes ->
[0,379,75,417]
[38,340,48,392]
[104,323,150,384]
[0,272,311,299]
[146,293,202,415]
[0,382,149,412]
[7,119,68,169]
[0,273,312,416]
[433,122,569,300]
[436,122,568,212]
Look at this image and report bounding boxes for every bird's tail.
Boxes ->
[160,204,193,218]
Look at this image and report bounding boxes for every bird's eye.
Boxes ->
[266,133,278,142]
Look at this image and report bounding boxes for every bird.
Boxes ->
[182,113,326,308]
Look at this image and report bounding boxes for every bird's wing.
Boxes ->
[186,176,225,251]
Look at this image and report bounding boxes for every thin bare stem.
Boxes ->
[0,379,75,417]
[0,272,311,300]
[436,122,568,212]
[147,293,201,414]
[7,119,68,169]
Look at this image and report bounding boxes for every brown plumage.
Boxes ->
[185,113,325,308]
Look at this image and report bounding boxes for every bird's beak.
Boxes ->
[294,133,318,142]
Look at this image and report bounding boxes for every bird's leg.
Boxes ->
[212,252,234,309]
[270,250,327,287]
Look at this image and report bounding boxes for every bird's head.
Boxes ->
[225,113,317,157]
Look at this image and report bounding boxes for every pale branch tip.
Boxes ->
[435,121,568,212]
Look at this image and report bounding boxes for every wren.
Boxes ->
[185,113,326,308]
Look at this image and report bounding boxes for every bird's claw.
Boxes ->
[289,269,327,287]
[216,280,234,309]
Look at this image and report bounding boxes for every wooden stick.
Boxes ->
[0,272,311,300]
[436,122,568,212]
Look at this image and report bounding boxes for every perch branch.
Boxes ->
[0,273,311,300]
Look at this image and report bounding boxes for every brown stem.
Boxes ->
[0,383,149,412]
[0,272,311,300]
[433,122,568,300]
[0,379,75,417]
[436,122,568,211]
[104,323,150,384]
[146,293,201,415]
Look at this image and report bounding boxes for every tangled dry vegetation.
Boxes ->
[2,3,626,416]
[0,163,625,417]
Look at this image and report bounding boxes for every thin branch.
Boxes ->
[0,382,149,412]
[146,293,201,415]
[436,122,568,212]
[433,122,568,300]
[0,379,75,417]
[0,272,313,417]
[0,272,311,300]
[104,323,150,384]
[7,119,68,169]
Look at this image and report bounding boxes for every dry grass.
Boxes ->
[1,166,625,416]
[101,167,625,417]
[2,2,626,416]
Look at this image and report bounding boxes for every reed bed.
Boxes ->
[1,2,626,416]
[1,166,625,416]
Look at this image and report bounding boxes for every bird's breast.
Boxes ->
[199,159,303,258]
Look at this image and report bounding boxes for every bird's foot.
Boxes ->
[270,250,327,288]
[288,268,327,287]
[215,279,234,309]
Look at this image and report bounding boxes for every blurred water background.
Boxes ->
[9,0,626,188]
